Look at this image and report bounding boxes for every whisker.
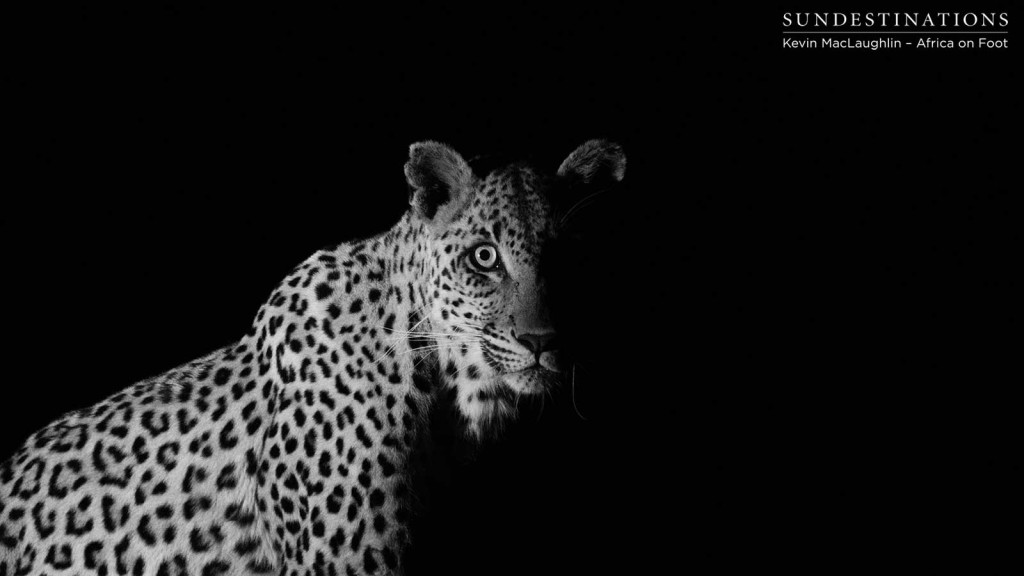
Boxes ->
[382,330,477,338]
[380,338,484,362]
[373,302,435,359]
[559,189,607,226]
[571,362,586,421]
[375,326,487,365]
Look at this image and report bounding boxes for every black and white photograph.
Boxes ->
[1,4,1014,574]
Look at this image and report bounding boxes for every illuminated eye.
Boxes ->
[469,244,500,271]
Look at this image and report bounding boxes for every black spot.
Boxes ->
[84,541,103,568]
[201,559,230,576]
[183,496,212,521]
[137,515,157,546]
[368,489,385,508]
[315,283,334,300]
[354,425,373,449]
[131,436,149,463]
[113,535,130,573]
[327,486,344,514]
[350,518,366,552]
[246,417,262,436]
[412,372,433,393]
[219,421,238,449]
[190,528,211,552]
[376,454,396,478]
[234,536,261,555]
[363,549,378,573]
[157,555,189,576]
[319,451,333,478]
[328,526,347,556]
[373,513,388,534]
[226,503,256,526]
[66,508,95,535]
[214,368,232,386]
[248,558,276,573]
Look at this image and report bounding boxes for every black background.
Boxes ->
[3,4,1015,573]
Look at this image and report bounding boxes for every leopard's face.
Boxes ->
[404,139,624,414]
[427,166,561,396]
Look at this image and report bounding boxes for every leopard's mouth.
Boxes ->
[478,335,565,396]
[500,363,560,395]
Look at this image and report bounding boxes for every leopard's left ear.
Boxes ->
[405,141,476,231]
[557,139,626,187]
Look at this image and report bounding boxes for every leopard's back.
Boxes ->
[0,344,279,575]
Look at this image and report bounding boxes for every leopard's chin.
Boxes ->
[501,365,558,395]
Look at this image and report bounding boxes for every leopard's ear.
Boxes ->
[557,139,626,187]
[404,141,475,230]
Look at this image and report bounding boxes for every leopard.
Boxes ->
[0,139,626,576]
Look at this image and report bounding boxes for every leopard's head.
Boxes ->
[404,140,625,430]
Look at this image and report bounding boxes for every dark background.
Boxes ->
[3,4,1015,573]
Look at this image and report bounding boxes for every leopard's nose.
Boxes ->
[514,331,558,359]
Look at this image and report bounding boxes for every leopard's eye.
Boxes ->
[468,244,500,271]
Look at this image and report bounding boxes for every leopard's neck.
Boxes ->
[234,211,442,567]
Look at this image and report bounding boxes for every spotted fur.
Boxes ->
[0,139,625,575]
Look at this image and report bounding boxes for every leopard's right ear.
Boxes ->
[553,140,626,227]
[557,139,626,188]
[404,141,475,230]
